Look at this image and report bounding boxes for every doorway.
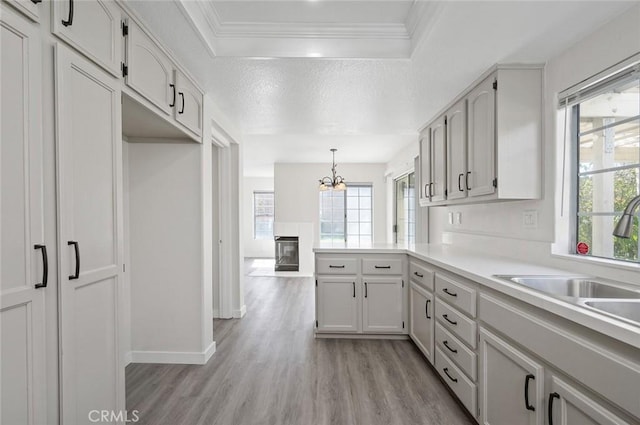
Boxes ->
[394,172,416,244]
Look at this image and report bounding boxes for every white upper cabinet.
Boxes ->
[52,0,121,76]
[418,65,542,207]
[125,19,173,116]
[446,99,468,201]
[467,76,496,198]
[418,129,431,204]
[419,116,447,206]
[2,0,41,22]
[174,69,203,138]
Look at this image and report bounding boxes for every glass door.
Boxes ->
[395,173,416,244]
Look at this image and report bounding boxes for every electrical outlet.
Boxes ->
[523,210,538,229]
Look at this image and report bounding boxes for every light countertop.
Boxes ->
[313,242,640,349]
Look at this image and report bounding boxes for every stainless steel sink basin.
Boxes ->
[583,300,640,324]
[494,275,640,299]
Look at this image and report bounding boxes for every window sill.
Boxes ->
[550,252,640,273]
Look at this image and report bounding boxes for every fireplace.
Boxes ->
[274,236,299,271]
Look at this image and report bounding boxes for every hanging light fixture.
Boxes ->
[318,148,347,191]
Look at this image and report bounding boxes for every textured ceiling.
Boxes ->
[125,1,639,177]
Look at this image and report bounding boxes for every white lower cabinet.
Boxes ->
[479,327,544,425]
[410,282,434,363]
[316,277,358,333]
[548,375,630,425]
[1,7,47,424]
[55,44,125,425]
[362,277,404,333]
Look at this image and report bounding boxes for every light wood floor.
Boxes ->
[125,259,475,425]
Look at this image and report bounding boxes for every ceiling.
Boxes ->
[126,1,639,177]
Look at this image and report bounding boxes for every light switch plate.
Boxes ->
[448,212,454,225]
[455,212,462,225]
[523,210,538,229]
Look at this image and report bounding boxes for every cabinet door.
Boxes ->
[1,9,47,424]
[479,328,544,425]
[467,76,496,197]
[446,99,467,201]
[174,70,203,139]
[52,0,121,76]
[126,20,174,116]
[548,376,631,425]
[410,283,434,363]
[316,277,359,332]
[55,45,125,425]
[418,129,431,205]
[2,0,40,22]
[363,277,404,333]
[430,115,447,202]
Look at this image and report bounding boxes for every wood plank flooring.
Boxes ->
[126,259,475,425]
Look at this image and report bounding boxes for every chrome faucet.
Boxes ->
[613,195,640,238]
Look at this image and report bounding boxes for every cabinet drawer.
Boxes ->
[409,261,434,291]
[316,257,357,275]
[435,347,477,417]
[436,322,477,381]
[435,274,477,317]
[362,258,403,275]
[435,299,477,349]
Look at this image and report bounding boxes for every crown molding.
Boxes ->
[213,22,409,40]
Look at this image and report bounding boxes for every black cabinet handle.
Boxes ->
[424,184,429,198]
[352,282,355,298]
[414,271,423,278]
[61,0,74,26]
[425,299,431,319]
[458,173,464,192]
[329,265,345,269]
[465,171,471,191]
[443,340,457,354]
[68,241,80,280]
[442,314,457,325]
[374,265,391,269]
[429,182,434,198]
[364,282,368,298]
[548,392,559,425]
[178,92,185,114]
[31,0,42,4]
[443,288,458,297]
[525,374,535,411]
[443,368,458,383]
[34,244,48,288]
[169,84,176,107]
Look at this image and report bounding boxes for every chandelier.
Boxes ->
[318,148,347,191]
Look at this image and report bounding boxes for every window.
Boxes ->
[395,173,416,244]
[319,184,373,244]
[254,191,274,240]
[570,69,639,262]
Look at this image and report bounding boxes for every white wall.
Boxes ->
[128,141,205,357]
[274,162,388,244]
[389,5,640,285]
[243,177,275,258]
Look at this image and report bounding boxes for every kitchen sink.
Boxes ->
[583,300,640,324]
[494,275,640,299]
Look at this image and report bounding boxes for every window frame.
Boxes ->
[568,69,640,263]
[319,183,373,244]
[253,191,274,240]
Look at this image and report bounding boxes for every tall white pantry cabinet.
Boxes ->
[1,0,206,423]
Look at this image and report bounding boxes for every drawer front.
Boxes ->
[480,293,640,419]
[316,257,357,275]
[361,258,403,275]
[435,274,477,317]
[409,261,434,291]
[435,347,478,418]
[435,299,477,349]
[436,322,477,381]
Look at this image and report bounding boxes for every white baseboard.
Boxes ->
[232,304,246,318]
[124,351,133,366]
[131,343,216,365]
